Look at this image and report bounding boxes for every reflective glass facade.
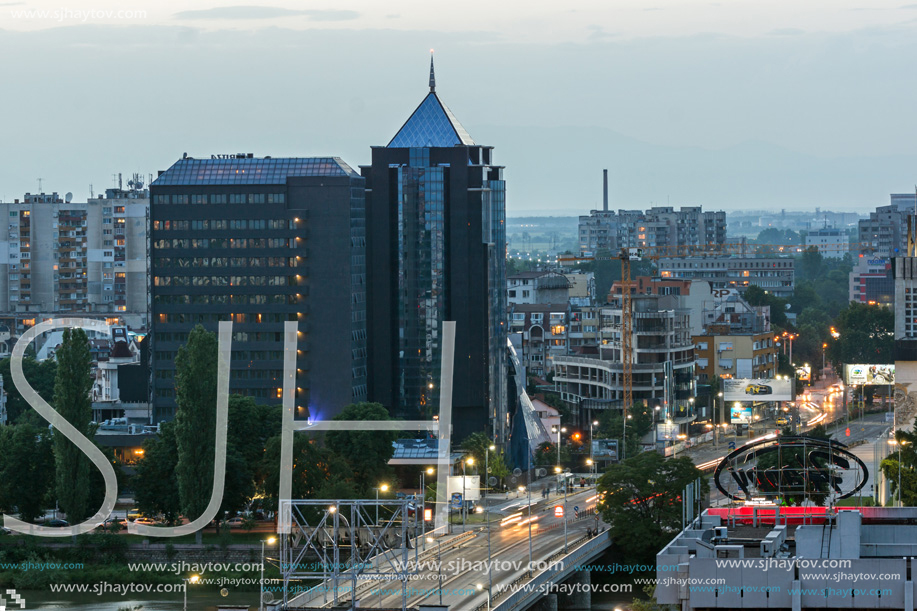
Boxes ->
[364,96,508,442]
[396,151,445,416]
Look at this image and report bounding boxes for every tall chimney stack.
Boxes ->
[603,169,608,212]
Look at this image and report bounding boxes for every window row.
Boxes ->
[153,219,293,231]
[154,294,295,306]
[153,193,285,205]
[156,257,298,268]
[153,275,298,287]
[153,238,293,250]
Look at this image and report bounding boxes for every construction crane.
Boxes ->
[612,240,874,417]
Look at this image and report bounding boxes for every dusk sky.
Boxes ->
[2,0,916,213]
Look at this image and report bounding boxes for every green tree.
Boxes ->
[324,402,396,492]
[743,285,788,327]
[598,452,707,563]
[53,328,93,522]
[826,302,894,376]
[796,248,825,283]
[173,325,219,543]
[0,356,57,424]
[880,423,917,506]
[133,421,182,525]
[0,424,54,522]
[598,406,654,460]
[260,434,354,507]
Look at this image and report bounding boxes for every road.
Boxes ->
[290,486,604,610]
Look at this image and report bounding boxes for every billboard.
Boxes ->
[730,405,753,424]
[656,421,677,441]
[446,476,480,501]
[795,365,811,382]
[723,378,795,401]
[845,364,895,385]
[591,439,619,460]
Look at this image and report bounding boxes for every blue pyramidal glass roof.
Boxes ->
[388,93,475,148]
[152,156,359,186]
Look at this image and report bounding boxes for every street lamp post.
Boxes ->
[554,466,569,552]
[653,406,660,453]
[421,467,433,549]
[260,537,277,611]
[183,574,200,611]
[551,425,567,470]
[463,457,474,531]
[374,484,389,525]
[590,420,598,465]
[426,536,443,605]
[485,444,495,607]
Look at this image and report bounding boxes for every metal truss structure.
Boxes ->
[278,499,418,610]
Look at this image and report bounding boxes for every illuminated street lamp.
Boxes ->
[374,484,389,525]
[183,574,200,611]
[259,537,276,611]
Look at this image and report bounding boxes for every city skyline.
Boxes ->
[2,1,917,212]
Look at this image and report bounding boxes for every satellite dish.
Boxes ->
[65,192,73,203]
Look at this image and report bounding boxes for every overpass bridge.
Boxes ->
[267,486,611,611]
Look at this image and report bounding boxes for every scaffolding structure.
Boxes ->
[277,499,418,610]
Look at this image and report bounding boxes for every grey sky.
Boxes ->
[1,0,916,213]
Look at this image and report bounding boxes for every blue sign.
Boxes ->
[573,505,579,513]
[728,441,736,450]
[450,493,463,510]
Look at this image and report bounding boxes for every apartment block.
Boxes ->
[578,206,726,254]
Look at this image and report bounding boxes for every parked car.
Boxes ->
[226,516,245,528]
[102,517,127,529]
[133,517,158,526]
[46,519,69,528]
[776,417,789,426]
[127,508,143,521]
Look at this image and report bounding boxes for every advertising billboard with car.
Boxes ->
[723,378,795,401]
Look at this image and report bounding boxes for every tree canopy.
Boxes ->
[598,452,706,562]
[826,302,894,376]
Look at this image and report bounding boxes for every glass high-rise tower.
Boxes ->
[363,59,507,443]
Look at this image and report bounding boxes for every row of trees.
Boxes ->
[0,329,122,524]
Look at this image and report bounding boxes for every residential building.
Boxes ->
[849,255,894,307]
[149,154,367,422]
[0,180,149,327]
[658,256,795,298]
[578,206,726,254]
[607,276,716,335]
[507,271,570,305]
[90,326,151,424]
[507,303,570,378]
[563,271,595,306]
[804,227,847,258]
[362,60,507,442]
[693,301,776,385]
[553,293,696,423]
[858,193,917,257]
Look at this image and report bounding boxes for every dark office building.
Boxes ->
[362,61,507,442]
[149,155,367,421]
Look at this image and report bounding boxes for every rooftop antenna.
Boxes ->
[37,177,43,192]
[89,184,94,199]
[429,49,436,93]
